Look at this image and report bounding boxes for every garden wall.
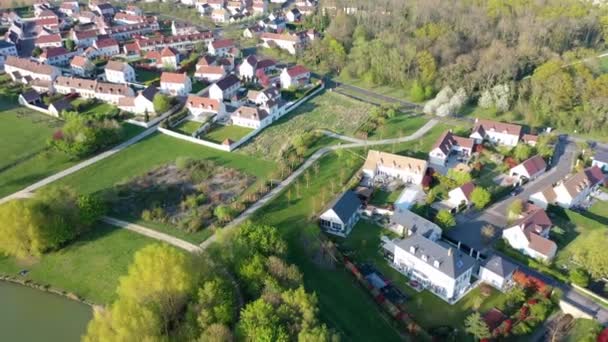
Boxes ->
[125,103,182,128]
[157,127,231,151]
[20,101,53,116]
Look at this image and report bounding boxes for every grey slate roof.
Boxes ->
[215,74,239,90]
[50,98,73,113]
[20,89,40,103]
[593,150,608,163]
[482,255,517,277]
[139,85,158,102]
[395,234,476,278]
[327,191,361,224]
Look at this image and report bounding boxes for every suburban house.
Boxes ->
[59,1,80,16]
[118,85,158,115]
[105,61,135,84]
[429,130,475,166]
[243,25,264,38]
[238,55,276,80]
[70,56,94,77]
[145,47,180,70]
[469,119,523,147]
[54,76,134,104]
[132,32,213,53]
[5,56,60,83]
[529,166,605,209]
[592,150,608,172]
[39,47,77,66]
[186,95,225,117]
[286,8,302,22]
[208,39,235,57]
[231,105,270,129]
[386,233,476,302]
[103,20,160,41]
[71,29,98,48]
[522,134,539,147]
[209,74,241,101]
[114,12,146,25]
[91,38,120,57]
[171,21,198,36]
[260,32,303,55]
[247,86,281,106]
[362,150,428,185]
[479,255,517,292]
[318,190,361,237]
[160,72,192,96]
[48,98,73,117]
[18,89,42,106]
[280,65,310,89]
[502,204,557,261]
[433,182,476,213]
[211,8,230,23]
[388,208,442,240]
[194,65,226,82]
[509,155,547,184]
[35,33,62,48]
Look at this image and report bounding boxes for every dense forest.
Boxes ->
[301,0,608,134]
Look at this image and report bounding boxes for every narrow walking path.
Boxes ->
[201,119,438,249]
[0,125,159,205]
[102,216,201,253]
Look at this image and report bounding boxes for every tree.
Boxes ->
[507,199,523,220]
[234,221,287,256]
[196,277,236,331]
[569,268,590,287]
[471,187,491,210]
[153,93,172,114]
[481,224,496,244]
[436,210,455,229]
[446,169,472,186]
[410,80,426,102]
[77,195,106,226]
[198,324,233,342]
[240,299,289,342]
[513,143,533,162]
[506,286,526,306]
[529,300,550,323]
[65,39,75,51]
[32,47,42,57]
[50,115,123,158]
[465,312,491,340]
[214,205,235,223]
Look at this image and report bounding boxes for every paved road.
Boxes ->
[102,216,201,253]
[0,125,159,205]
[201,119,439,249]
[446,138,577,252]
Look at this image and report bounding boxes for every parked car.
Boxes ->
[511,187,523,196]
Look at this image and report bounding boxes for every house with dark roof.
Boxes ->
[118,85,158,115]
[388,233,476,301]
[48,98,73,117]
[388,208,442,240]
[502,204,557,261]
[209,74,241,101]
[479,255,517,291]
[429,130,476,166]
[280,65,310,89]
[592,150,608,172]
[470,118,523,147]
[18,89,42,106]
[530,166,605,209]
[319,191,361,236]
[509,155,547,183]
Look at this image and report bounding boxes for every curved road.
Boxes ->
[201,119,438,248]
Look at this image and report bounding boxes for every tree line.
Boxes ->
[84,222,338,341]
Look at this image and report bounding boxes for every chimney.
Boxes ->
[448,248,453,257]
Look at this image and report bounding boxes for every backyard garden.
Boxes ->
[201,124,253,144]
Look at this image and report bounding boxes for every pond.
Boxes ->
[0,281,92,342]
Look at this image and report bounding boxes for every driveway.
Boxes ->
[445,138,576,253]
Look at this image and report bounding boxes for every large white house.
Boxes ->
[186,95,225,118]
[387,234,476,301]
[208,39,235,57]
[231,105,270,129]
[432,182,477,214]
[509,155,547,183]
[118,85,158,115]
[529,166,604,209]
[362,150,428,185]
[319,190,361,237]
[70,56,94,77]
[479,255,517,292]
[260,32,303,55]
[160,72,192,96]
[105,61,135,84]
[429,130,475,166]
[194,65,226,82]
[238,55,276,80]
[280,65,310,89]
[469,119,522,147]
[4,56,60,83]
[502,204,557,261]
[209,74,241,101]
[388,208,442,240]
[54,76,134,104]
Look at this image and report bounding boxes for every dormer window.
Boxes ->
[421,254,428,262]
[433,260,440,268]
[409,246,416,254]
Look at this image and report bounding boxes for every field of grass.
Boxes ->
[71,99,118,117]
[368,114,429,139]
[52,133,276,243]
[135,68,161,85]
[173,120,201,136]
[203,124,253,144]
[336,73,411,102]
[0,223,157,304]
[240,91,373,160]
[458,104,526,125]
[339,221,507,338]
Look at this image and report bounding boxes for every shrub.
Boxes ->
[569,268,590,287]
[175,156,193,170]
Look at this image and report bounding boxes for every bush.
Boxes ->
[175,156,194,170]
[569,268,590,287]
[49,115,123,159]
[153,93,172,113]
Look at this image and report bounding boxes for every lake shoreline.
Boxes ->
[0,274,99,308]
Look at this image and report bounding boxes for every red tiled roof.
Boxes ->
[473,119,523,138]
[528,234,557,257]
[286,65,309,77]
[459,182,475,201]
[36,33,61,44]
[41,46,70,58]
[211,39,234,49]
[95,38,118,48]
[186,95,220,109]
[5,56,56,76]
[195,65,225,75]
[260,32,300,42]
[70,56,89,68]
[432,130,475,155]
[160,46,177,57]
[160,72,187,84]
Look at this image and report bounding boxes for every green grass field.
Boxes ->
[368,114,429,139]
[135,69,161,85]
[0,223,157,304]
[70,99,118,117]
[203,124,253,144]
[336,73,412,102]
[240,91,373,160]
[173,120,201,136]
[52,133,276,243]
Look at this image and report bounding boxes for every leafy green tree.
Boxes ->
[464,312,491,340]
[196,277,236,331]
[436,210,455,229]
[153,93,172,113]
[240,299,289,342]
[506,286,526,306]
[446,169,472,186]
[416,50,437,86]
[513,143,533,162]
[471,187,491,210]
[65,39,75,51]
[198,323,233,342]
[410,80,426,102]
[508,199,523,218]
[569,268,590,287]
[32,47,42,57]
[50,115,122,159]
[529,299,550,323]
[214,205,235,223]
[77,195,106,226]
[235,221,287,256]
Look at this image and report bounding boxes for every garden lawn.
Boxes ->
[253,151,404,341]
[458,104,526,125]
[369,189,401,206]
[368,114,429,139]
[336,73,411,102]
[135,68,161,85]
[240,91,373,160]
[70,99,118,117]
[52,133,276,243]
[191,81,207,94]
[339,221,508,340]
[173,120,201,136]
[203,124,253,144]
[0,223,157,304]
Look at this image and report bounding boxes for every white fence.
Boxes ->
[19,99,54,116]
[125,103,183,128]
[156,83,325,152]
